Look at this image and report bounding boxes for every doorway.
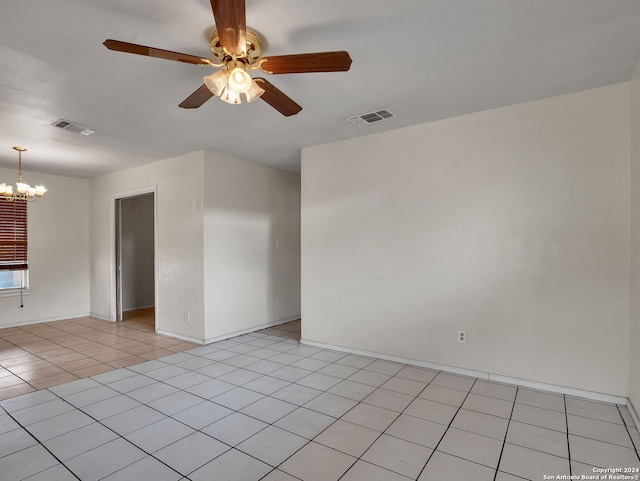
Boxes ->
[114,191,156,327]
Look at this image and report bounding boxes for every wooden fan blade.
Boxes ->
[255,78,302,117]
[210,0,246,56]
[261,51,352,74]
[179,84,215,109]
[104,39,211,66]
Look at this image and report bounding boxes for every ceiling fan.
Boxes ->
[103,0,352,116]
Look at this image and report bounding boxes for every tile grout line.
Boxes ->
[332,368,441,480]
[414,377,480,481]
[2,403,82,480]
[564,394,573,476]
[616,404,640,462]
[492,385,518,481]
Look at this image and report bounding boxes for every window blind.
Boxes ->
[0,199,28,271]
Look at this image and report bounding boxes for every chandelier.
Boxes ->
[0,147,47,201]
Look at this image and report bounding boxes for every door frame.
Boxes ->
[110,186,158,329]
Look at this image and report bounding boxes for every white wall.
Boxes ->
[0,168,90,326]
[630,61,640,411]
[90,151,205,340]
[121,194,155,310]
[90,149,301,343]
[203,151,301,341]
[302,83,631,396]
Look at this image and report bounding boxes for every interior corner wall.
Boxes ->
[120,194,155,310]
[0,169,90,326]
[202,151,301,341]
[301,83,631,396]
[630,60,640,411]
[90,151,205,340]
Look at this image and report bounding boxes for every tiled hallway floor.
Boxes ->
[0,310,197,400]
[0,320,639,480]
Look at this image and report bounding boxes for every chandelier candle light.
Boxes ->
[0,147,47,201]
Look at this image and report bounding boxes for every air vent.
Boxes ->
[51,119,96,136]
[347,109,395,126]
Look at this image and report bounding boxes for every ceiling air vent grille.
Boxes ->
[347,109,395,126]
[51,119,96,136]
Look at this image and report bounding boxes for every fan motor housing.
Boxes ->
[210,27,263,65]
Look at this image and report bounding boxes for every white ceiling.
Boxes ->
[1,0,640,178]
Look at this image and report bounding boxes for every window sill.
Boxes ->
[0,289,31,299]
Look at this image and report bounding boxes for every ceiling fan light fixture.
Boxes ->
[245,79,265,103]
[227,67,253,93]
[220,86,242,105]
[203,70,228,96]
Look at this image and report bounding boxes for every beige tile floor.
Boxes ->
[0,318,639,480]
[0,308,197,400]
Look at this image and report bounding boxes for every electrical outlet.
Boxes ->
[146,288,151,294]
[184,312,190,323]
[458,330,466,343]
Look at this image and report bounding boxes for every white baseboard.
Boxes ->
[156,330,205,345]
[90,312,111,321]
[156,316,300,346]
[488,373,627,405]
[301,339,488,378]
[300,339,629,406]
[0,313,92,329]
[204,316,300,345]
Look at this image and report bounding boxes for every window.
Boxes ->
[0,270,28,290]
[0,198,28,291]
